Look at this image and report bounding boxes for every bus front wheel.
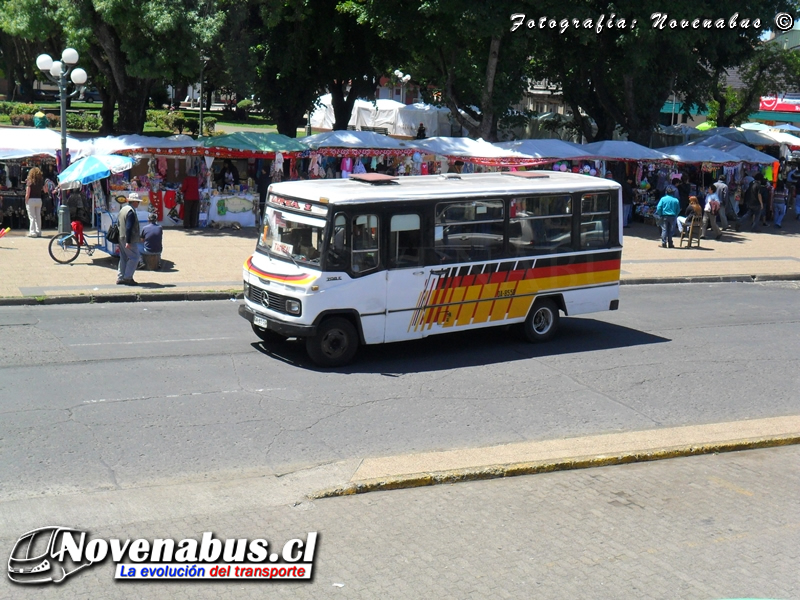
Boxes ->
[306,317,359,367]
[522,298,560,343]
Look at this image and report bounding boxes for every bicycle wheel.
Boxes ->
[48,233,81,264]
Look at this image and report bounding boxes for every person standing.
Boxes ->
[740,174,765,232]
[773,180,788,228]
[701,185,723,240]
[655,185,680,248]
[713,175,730,229]
[117,193,142,285]
[180,173,200,229]
[25,167,44,237]
[621,175,634,228]
[787,164,799,210]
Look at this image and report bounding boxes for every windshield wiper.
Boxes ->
[278,248,300,268]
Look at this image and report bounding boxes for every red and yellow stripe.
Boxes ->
[412,256,620,331]
[244,257,318,286]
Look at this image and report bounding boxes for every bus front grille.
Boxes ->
[248,286,294,315]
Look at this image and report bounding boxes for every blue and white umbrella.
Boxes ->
[58,154,134,189]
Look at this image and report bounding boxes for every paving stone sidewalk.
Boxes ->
[1,206,799,301]
[1,445,797,600]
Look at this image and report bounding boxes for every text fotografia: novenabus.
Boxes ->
[510,12,763,33]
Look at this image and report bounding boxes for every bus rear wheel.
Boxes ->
[305,317,359,367]
[522,298,560,343]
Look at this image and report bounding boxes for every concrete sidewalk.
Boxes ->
[0,210,798,302]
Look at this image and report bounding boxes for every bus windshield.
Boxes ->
[257,205,326,267]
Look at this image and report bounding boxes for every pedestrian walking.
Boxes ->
[701,185,722,240]
[713,175,730,229]
[117,193,142,285]
[739,174,765,232]
[25,167,44,237]
[773,180,788,228]
[655,185,680,248]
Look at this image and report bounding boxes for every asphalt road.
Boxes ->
[1,282,799,502]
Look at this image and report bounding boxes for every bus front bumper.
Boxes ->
[239,304,316,338]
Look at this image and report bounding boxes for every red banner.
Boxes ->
[759,96,800,112]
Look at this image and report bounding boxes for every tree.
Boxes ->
[347,0,532,141]
[707,44,800,127]
[525,0,795,144]
[2,0,222,133]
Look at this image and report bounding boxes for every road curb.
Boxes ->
[310,433,800,499]
[621,273,800,285]
[0,291,243,306]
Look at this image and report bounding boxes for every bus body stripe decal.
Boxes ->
[408,253,620,330]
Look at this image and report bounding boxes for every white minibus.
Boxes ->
[239,171,622,366]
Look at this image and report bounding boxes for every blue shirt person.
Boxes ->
[655,187,681,248]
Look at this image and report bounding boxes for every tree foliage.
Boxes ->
[346,0,531,141]
[1,0,222,133]
[707,44,800,127]
[524,0,794,144]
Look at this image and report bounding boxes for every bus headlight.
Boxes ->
[243,281,250,297]
[285,299,302,315]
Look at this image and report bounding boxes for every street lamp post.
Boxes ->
[393,70,412,104]
[36,49,87,172]
[199,56,209,137]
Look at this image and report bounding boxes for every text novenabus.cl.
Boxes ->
[8,527,318,584]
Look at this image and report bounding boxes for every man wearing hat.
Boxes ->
[117,193,142,285]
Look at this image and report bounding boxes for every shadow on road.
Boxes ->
[252,318,671,374]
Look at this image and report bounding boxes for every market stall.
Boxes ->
[494,139,595,162]
[57,154,137,256]
[201,132,308,227]
[84,134,204,227]
[301,130,417,177]
[411,136,543,172]
[0,127,90,230]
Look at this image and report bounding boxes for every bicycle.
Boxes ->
[48,211,117,264]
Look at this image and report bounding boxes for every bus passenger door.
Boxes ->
[350,213,386,344]
[385,213,430,343]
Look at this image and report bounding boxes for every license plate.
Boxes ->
[253,315,268,328]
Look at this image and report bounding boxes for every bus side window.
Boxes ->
[326,213,349,271]
[352,214,380,273]
[580,193,611,249]
[389,214,421,268]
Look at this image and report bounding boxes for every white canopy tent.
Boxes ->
[580,140,669,161]
[0,127,90,160]
[309,94,458,137]
[412,137,542,166]
[687,135,777,164]
[84,134,200,156]
[301,130,416,155]
[495,139,595,161]
[396,103,454,137]
[353,99,405,132]
[658,145,741,164]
